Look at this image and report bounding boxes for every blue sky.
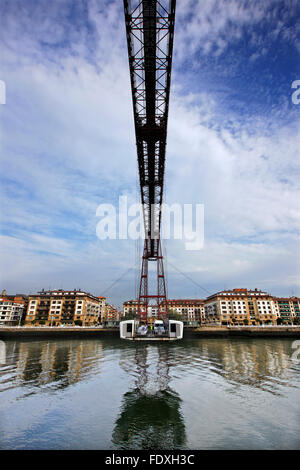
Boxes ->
[0,0,299,307]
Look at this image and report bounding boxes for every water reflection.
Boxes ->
[167,339,297,394]
[0,338,297,397]
[0,337,299,450]
[0,340,104,393]
[113,344,186,449]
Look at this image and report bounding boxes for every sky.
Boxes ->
[0,0,300,307]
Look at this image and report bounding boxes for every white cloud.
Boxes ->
[175,0,300,61]
[0,0,299,301]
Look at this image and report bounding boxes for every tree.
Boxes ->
[168,310,182,321]
[122,312,137,321]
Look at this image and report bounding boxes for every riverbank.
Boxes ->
[189,326,300,338]
[0,326,118,338]
[0,325,300,339]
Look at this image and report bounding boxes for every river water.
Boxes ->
[0,337,299,450]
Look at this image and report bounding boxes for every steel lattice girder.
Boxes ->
[124,0,176,258]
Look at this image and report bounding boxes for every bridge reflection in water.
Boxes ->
[112,345,186,449]
[0,338,299,449]
[1,338,295,395]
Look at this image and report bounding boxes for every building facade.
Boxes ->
[122,300,160,321]
[275,297,300,324]
[123,299,204,325]
[0,297,25,326]
[25,289,103,326]
[4,287,298,328]
[167,299,204,325]
[102,303,121,325]
[0,290,28,326]
[98,296,106,322]
[123,300,145,318]
[203,288,300,326]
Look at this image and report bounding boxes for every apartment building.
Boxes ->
[25,289,103,326]
[203,288,279,326]
[275,297,300,324]
[123,300,161,320]
[98,296,106,322]
[123,299,204,324]
[0,290,28,326]
[102,303,121,325]
[0,297,25,326]
[123,300,138,317]
[167,299,204,325]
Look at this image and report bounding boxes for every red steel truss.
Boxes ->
[123,0,176,322]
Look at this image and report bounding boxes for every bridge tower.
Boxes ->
[124,0,176,322]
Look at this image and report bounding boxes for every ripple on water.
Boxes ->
[0,337,299,450]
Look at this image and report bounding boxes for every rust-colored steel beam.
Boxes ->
[123,0,176,320]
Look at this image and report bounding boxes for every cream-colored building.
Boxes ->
[122,290,300,326]
[25,289,104,326]
[0,297,25,326]
[122,300,160,320]
[167,299,204,324]
[123,300,141,317]
[204,288,280,326]
[102,303,120,324]
[123,298,204,324]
